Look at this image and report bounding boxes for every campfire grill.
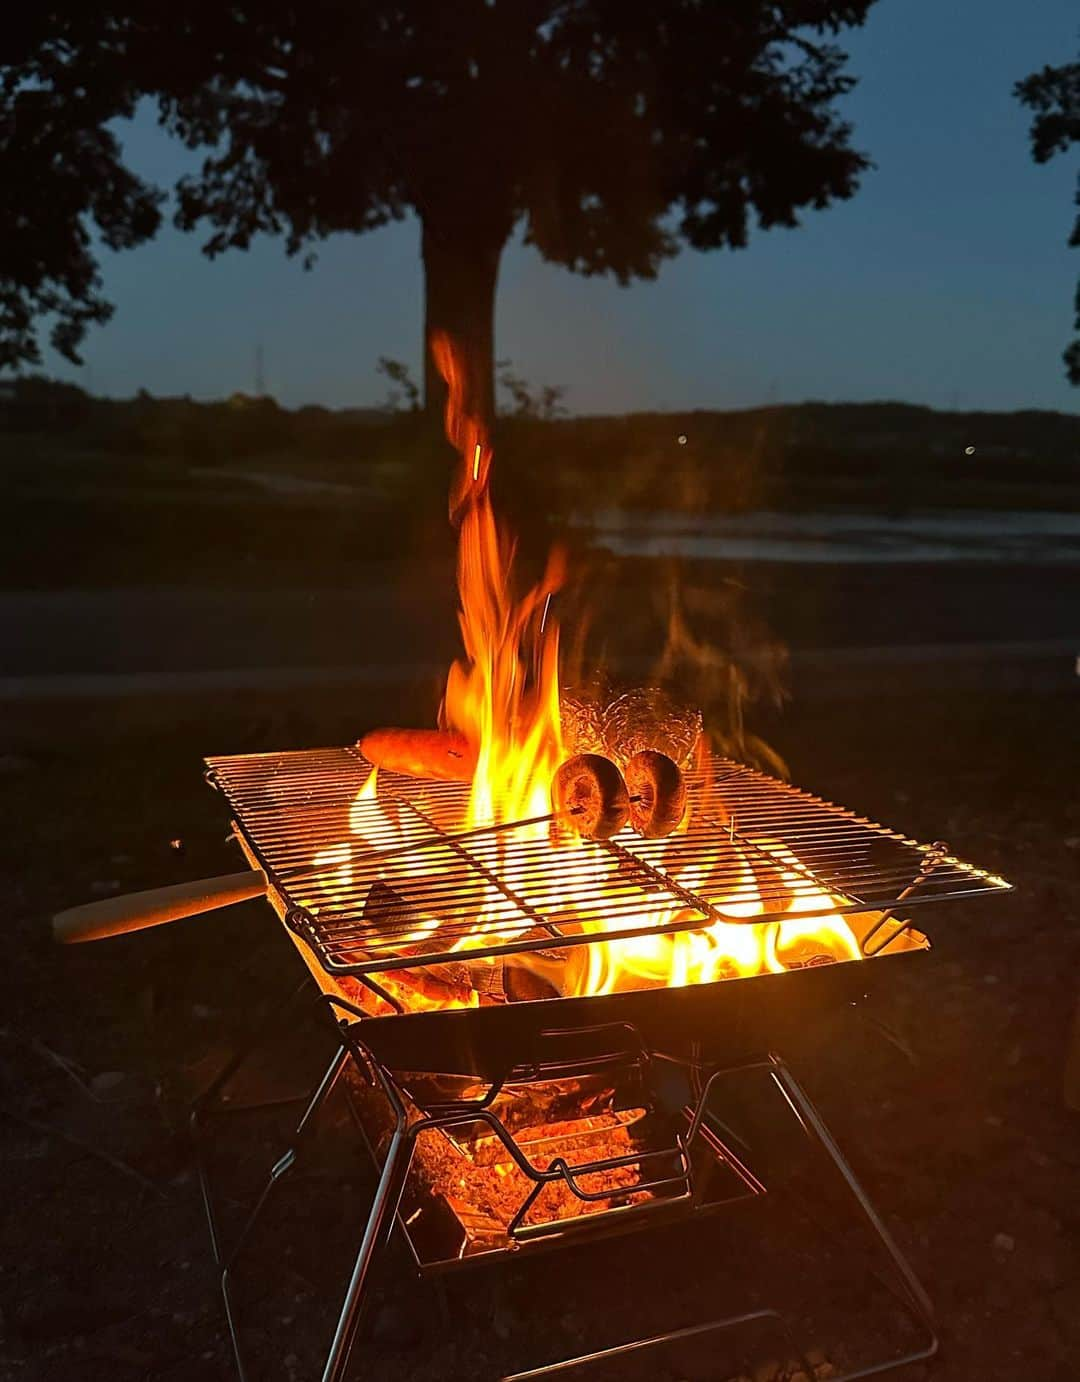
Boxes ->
[204,744,1009,981]
[51,743,1010,1381]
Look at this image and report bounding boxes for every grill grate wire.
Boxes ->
[205,746,1010,978]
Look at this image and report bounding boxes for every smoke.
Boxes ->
[651,562,788,776]
[555,554,788,776]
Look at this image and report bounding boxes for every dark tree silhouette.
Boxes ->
[4,4,875,418]
[497,359,567,419]
[1016,56,1080,384]
[1,14,162,366]
[377,356,421,412]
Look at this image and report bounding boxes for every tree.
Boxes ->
[1,13,162,367]
[4,3,875,423]
[497,359,567,419]
[376,355,421,412]
[1016,56,1080,384]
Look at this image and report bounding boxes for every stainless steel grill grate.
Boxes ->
[204,745,1010,979]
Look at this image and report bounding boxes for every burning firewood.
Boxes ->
[438,1118,651,1237]
[345,1065,655,1249]
[336,964,479,1014]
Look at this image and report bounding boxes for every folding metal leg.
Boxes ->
[319,1122,414,1382]
[190,993,414,1382]
[189,979,318,1266]
[768,1057,936,1335]
[503,1311,815,1382]
[196,1022,938,1382]
[502,1052,938,1382]
[207,1043,350,1380]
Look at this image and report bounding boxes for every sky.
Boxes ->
[41,0,1080,415]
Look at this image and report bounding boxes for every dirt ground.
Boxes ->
[2,681,1079,1381]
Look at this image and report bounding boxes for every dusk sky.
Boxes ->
[45,0,1080,416]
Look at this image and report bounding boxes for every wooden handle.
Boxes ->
[52,870,268,944]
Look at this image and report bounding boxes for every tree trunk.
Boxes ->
[421,216,505,436]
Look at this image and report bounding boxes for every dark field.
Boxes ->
[2,560,1078,695]
[3,417,1079,1379]
[3,678,1079,1381]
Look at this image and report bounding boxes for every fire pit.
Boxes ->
[173,743,1006,1381]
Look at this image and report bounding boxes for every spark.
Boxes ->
[473,442,482,480]
[540,592,552,633]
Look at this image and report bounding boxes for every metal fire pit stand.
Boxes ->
[190,985,939,1382]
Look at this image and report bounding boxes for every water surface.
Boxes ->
[576,508,1080,564]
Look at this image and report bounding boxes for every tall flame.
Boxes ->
[313,334,867,1016]
[432,331,565,830]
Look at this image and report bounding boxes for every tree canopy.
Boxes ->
[1016,55,1080,384]
[3,3,877,415]
[1,13,162,367]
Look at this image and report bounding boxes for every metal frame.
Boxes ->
[191,988,939,1382]
[204,746,1009,981]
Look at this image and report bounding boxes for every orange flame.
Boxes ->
[575,839,862,997]
[316,334,868,1015]
[430,332,492,521]
[432,330,565,832]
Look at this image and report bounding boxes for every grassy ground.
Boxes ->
[3,410,1078,1376]
[2,680,1078,1380]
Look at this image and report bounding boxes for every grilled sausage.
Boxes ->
[551,753,630,840]
[358,728,476,781]
[625,750,687,838]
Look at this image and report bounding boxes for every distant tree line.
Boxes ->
[4,378,1078,525]
[377,355,567,420]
